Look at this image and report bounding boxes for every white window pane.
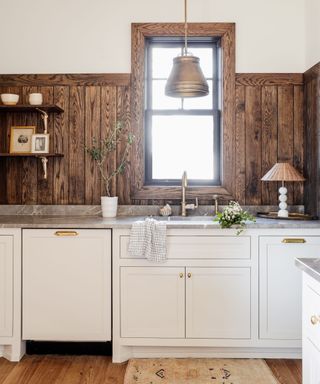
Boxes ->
[152,47,181,78]
[188,47,213,78]
[152,116,214,180]
[152,80,181,110]
[184,81,213,110]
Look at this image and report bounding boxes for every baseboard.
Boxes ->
[26,341,112,356]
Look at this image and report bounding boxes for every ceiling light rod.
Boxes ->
[184,0,188,55]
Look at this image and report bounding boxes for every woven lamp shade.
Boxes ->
[261,162,305,182]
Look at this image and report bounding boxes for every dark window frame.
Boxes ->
[144,37,221,186]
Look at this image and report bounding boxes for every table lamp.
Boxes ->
[261,162,305,218]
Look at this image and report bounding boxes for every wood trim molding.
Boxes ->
[130,22,236,200]
[304,62,320,83]
[0,74,131,87]
[236,73,303,86]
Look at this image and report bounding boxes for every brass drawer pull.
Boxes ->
[179,273,184,279]
[54,231,79,237]
[311,315,320,325]
[282,238,306,244]
[187,273,192,278]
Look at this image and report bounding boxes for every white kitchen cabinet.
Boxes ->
[0,236,13,337]
[302,272,320,384]
[259,236,320,341]
[186,267,251,339]
[121,267,185,338]
[23,229,111,341]
[303,338,320,384]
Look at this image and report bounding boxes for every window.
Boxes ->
[144,37,221,186]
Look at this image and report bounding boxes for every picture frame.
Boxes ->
[31,133,50,154]
[10,126,36,154]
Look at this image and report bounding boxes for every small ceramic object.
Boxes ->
[29,93,43,105]
[159,203,172,216]
[1,93,19,105]
[101,196,118,218]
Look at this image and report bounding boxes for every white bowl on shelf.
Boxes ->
[1,93,19,106]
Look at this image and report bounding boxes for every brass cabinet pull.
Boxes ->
[187,272,192,278]
[54,231,79,237]
[179,272,184,278]
[282,238,306,244]
[311,315,320,325]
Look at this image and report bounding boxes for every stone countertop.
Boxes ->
[295,258,320,283]
[1,215,320,229]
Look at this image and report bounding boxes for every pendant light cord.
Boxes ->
[184,0,188,55]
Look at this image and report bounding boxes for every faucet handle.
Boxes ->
[185,197,199,211]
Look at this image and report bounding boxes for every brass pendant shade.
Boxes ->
[165,0,209,98]
[165,55,209,97]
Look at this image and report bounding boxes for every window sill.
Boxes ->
[132,185,233,200]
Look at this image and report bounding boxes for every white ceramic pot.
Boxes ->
[1,93,19,105]
[29,93,43,105]
[101,196,118,218]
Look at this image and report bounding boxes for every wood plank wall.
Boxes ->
[235,74,304,206]
[304,62,320,216]
[0,73,304,206]
[0,75,131,205]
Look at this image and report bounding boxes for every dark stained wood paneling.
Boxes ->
[84,86,101,204]
[21,86,38,204]
[261,86,278,205]
[304,62,320,216]
[235,79,304,206]
[0,74,130,87]
[0,72,304,206]
[278,86,294,205]
[245,86,262,205]
[236,73,303,86]
[68,86,85,204]
[53,86,69,204]
[235,86,246,202]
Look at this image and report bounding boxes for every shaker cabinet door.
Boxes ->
[259,236,320,341]
[23,229,111,341]
[121,267,185,338]
[186,267,251,339]
[0,236,13,337]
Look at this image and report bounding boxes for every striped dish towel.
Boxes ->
[128,218,167,262]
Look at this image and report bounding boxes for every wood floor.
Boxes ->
[0,356,302,384]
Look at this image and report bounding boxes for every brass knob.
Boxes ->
[179,273,184,278]
[311,315,319,325]
[187,273,192,278]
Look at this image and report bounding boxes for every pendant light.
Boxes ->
[165,0,209,98]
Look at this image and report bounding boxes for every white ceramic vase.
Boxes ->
[101,196,118,218]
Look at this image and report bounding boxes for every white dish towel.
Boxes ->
[128,218,167,262]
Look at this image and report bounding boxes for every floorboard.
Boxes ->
[0,356,302,384]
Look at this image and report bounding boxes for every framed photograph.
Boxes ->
[10,126,36,154]
[31,134,49,154]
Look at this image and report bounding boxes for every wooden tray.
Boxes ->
[257,212,317,221]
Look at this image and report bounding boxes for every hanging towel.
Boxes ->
[128,218,167,262]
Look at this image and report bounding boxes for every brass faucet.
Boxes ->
[181,171,198,216]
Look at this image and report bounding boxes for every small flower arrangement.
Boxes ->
[214,201,256,235]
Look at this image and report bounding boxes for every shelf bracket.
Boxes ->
[40,156,48,179]
[35,108,49,134]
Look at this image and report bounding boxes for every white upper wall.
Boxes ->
[0,0,307,73]
[305,0,320,69]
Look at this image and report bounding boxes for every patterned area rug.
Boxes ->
[124,358,279,384]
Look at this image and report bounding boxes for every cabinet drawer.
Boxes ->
[303,274,320,351]
[120,235,251,260]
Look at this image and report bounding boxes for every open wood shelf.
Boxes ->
[0,105,64,113]
[0,153,64,158]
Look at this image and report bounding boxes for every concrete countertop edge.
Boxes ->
[295,258,320,283]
